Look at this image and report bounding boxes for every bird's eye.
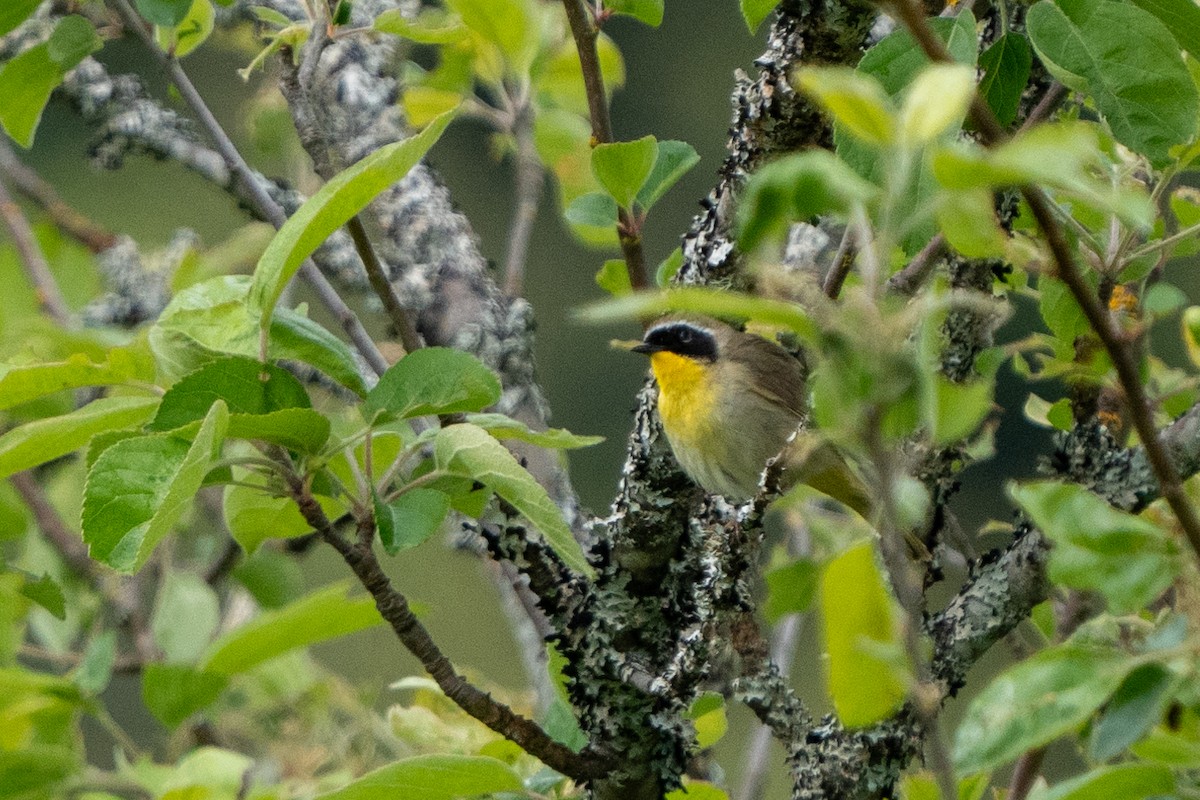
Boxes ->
[678,328,692,343]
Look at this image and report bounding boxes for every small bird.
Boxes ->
[629,315,809,500]
[625,315,873,517]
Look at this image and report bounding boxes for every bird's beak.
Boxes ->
[611,338,658,354]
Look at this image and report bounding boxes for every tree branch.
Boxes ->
[0,173,71,325]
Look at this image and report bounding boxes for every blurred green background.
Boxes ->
[11,4,1088,797]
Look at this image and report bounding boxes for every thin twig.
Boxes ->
[346,215,422,354]
[108,0,389,379]
[736,611,804,800]
[887,0,1200,564]
[503,104,544,297]
[1018,82,1067,134]
[887,233,945,295]
[821,226,857,299]
[0,176,72,325]
[284,471,614,781]
[0,140,117,253]
[559,0,649,290]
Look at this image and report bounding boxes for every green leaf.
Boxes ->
[857,12,978,95]
[595,259,633,296]
[434,424,592,577]
[899,63,974,145]
[0,0,43,37]
[0,349,152,411]
[978,33,1033,127]
[564,192,619,228]
[1010,481,1178,613]
[580,287,817,342]
[636,140,700,211]
[741,0,780,33]
[135,0,193,26]
[317,754,523,800]
[1090,663,1175,761]
[935,188,1008,259]
[0,747,77,799]
[592,136,658,210]
[249,111,455,329]
[155,0,215,59]
[1026,0,1199,165]
[447,0,539,75]
[152,572,220,663]
[953,643,1137,773]
[200,582,384,675]
[1027,764,1173,800]
[81,401,228,573]
[0,396,160,480]
[150,356,310,429]
[737,150,878,251]
[222,479,322,554]
[74,631,116,694]
[365,348,501,420]
[1130,0,1200,56]
[19,573,65,620]
[928,375,993,445]
[463,413,603,449]
[795,67,895,147]
[606,0,664,26]
[374,487,450,555]
[233,548,303,608]
[820,541,908,728]
[373,8,467,43]
[685,692,728,749]
[655,247,684,287]
[764,558,819,623]
[151,275,367,395]
[47,16,103,67]
[142,663,227,728]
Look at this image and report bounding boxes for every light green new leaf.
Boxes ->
[373,8,467,43]
[564,192,620,229]
[656,247,684,287]
[155,0,215,58]
[365,347,501,420]
[249,111,455,328]
[0,16,101,147]
[592,136,658,210]
[1027,763,1173,800]
[201,581,383,675]
[318,754,523,800]
[935,188,1009,259]
[464,413,603,449]
[1010,481,1178,613]
[737,150,878,251]
[81,401,228,573]
[596,258,633,296]
[1090,664,1176,761]
[741,0,780,33]
[0,396,160,480]
[135,0,193,26]
[899,63,974,145]
[764,558,819,623]
[222,476,338,553]
[954,643,1137,773]
[0,0,43,37]
[1027,0,1199,165]
[74,631,116,694]
[686,693,728,749]
[446,0,539,75]
[152,571,220,663]
[375,487,450,555]
[434,424,592,577]
[142,663,227,728]
[928,375,994,445]
[636,140,700,211]
[821,542,909,728]
[606,0,664,26]
[795,68,895,147]
[0,349,152,411]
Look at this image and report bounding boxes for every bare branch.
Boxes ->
[0,174,71,325]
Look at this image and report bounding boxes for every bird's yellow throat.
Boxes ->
[650,351,716,439]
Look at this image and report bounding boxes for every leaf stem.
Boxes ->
[560,0,650,290]
[503,101,544,296]
[886,0,1200,565]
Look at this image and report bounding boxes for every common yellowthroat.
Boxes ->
[628,315,872,517]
